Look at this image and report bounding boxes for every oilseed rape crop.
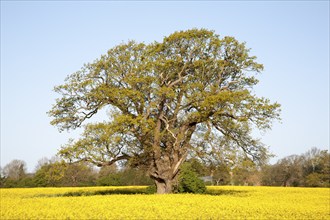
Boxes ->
[1,186,329,219]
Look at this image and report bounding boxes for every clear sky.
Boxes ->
[1,1,329,172]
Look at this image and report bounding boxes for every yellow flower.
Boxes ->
[1,186,329,219]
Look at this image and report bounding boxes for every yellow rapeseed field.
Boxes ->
[1,186,329,219]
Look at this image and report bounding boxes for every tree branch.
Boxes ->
[94,154,131,167]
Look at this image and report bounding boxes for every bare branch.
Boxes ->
[159,115,177,142]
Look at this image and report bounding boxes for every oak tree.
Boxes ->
[49,29,280,193]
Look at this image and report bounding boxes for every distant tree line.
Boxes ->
[261,148,329,187]
[0,157,153,188]
[1,147,328,188]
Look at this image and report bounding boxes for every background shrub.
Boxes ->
[177,163,206,194]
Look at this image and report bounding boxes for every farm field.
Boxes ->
[1,186,329,219]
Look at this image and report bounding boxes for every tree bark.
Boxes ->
[150,116,193,194]
[150,151,188,194]
[154,178,173,194]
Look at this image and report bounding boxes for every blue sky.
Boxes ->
[1,1,329,171]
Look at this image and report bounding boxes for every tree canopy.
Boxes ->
[48,29,280,193]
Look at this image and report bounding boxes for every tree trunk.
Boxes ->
[149,151,186,194]
[154,178,173,194]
